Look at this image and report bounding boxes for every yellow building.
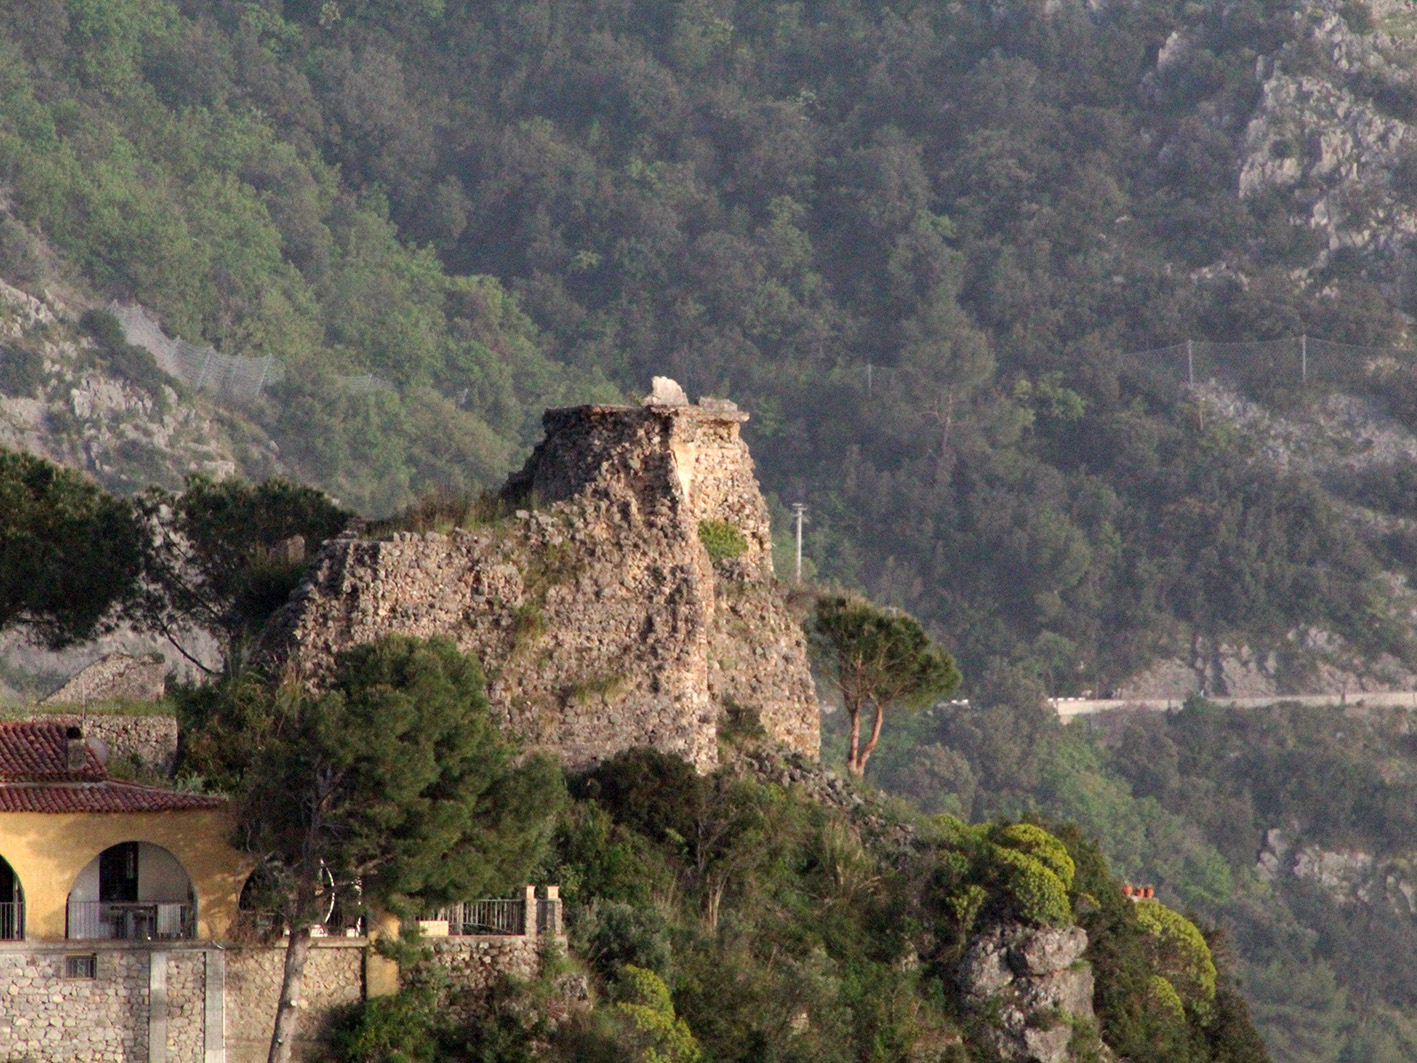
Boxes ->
[0,720,247,942]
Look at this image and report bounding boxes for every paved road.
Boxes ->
[1051,691,1417,720]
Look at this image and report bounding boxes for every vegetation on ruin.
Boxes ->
[696,520,747,565]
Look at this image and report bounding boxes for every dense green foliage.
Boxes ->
[319,747,1262,1063]
[0,447,142,646]
[810,594,960,775]
[3,0,1416,688]
[863,695,1417,1063]
[127,473,350,670]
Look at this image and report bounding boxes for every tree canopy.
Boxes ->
[0,448,141,647]
[125,474,350,673]
[809,594,960,776]
[234,635,563,1063]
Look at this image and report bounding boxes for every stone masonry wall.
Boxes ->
[0,945,206,1063]
[224,942,365,1063]
[425,938,543,1024]
[262,400,819,771]
[42,654,167,706]
[7,713,181,776]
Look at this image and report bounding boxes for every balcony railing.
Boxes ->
[436,899,526,936]
[0,902,22,940]
[67,901,194,940]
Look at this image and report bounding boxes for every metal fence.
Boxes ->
[435,899,527,936]
[67,901,194,940]
[0,902,21,940]
[108,302,392,405]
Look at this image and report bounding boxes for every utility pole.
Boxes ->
[1301,333,1308,385]
[792,503,806,582]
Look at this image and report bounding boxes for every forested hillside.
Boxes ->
[853,695,1417,1063]
[7,0,1417,690]
[4,2,1417,1058]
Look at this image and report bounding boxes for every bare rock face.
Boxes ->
[956,922,1096,1063]
[261,398,819,772]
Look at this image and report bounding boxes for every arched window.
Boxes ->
[67,842,195,940]
[0,856,22,939]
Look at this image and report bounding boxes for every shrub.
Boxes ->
[1146,975,1186,1024]
[0,343,45,397]
[330,990,439,1063]
[79,308,176,407]
[698,519,747,563]
[1132,900,1217,1011]
[988,846,1073,927]
[991,823,1076,891]
[575,900,674,980]
[613,965,702,1063]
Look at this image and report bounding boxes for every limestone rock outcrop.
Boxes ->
[955,922,1098,1063]
[261,395,819,771]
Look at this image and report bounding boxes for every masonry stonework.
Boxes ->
[262,400,819,771]
[224,943,366,1063]
[9,712,181,776]
[0,945,206,1063]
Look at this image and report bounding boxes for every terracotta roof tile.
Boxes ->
[0,721,224,813]
[0,781,223,813]
[0,721,105,781]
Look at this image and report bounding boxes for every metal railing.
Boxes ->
[435,899,526,936]
[67,901,194,940]
[0,902,22,940]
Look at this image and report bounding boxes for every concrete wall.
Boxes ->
[0,808,248,940]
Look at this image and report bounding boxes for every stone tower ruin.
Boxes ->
[261,388,819,771]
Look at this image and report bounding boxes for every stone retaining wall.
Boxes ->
[0,936,554,1063]
[36,713,180,775]
[426,938,543,1024]
[0,944,208,1063]
[224,941,367,1063]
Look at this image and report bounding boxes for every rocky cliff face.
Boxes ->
[261,395,819,771]
[0,278,277,492]
[956,923,1099,1063]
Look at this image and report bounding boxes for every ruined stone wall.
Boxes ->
[425,938,543,1024]
[0,945,207,1063]
[42,654,167,706]
[263,400,819,771]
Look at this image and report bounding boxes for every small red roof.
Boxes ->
[0,720,223,814]
[0,720,105,780]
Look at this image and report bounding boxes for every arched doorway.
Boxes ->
[0,856,22,939]
[67,842,195,940]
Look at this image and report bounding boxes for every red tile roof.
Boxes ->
[0,781,223,813]
[0,720,223,813]
[0,721,105,780]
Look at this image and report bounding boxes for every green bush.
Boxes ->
[612,966,702,1063]
[0,343,45,397]
[697,520,747,564]
[330,990,440,1063]
[1133,900,1217,1011]
[79,308,176,407]
[991,823,1076,891]
[988,846,1073,927]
